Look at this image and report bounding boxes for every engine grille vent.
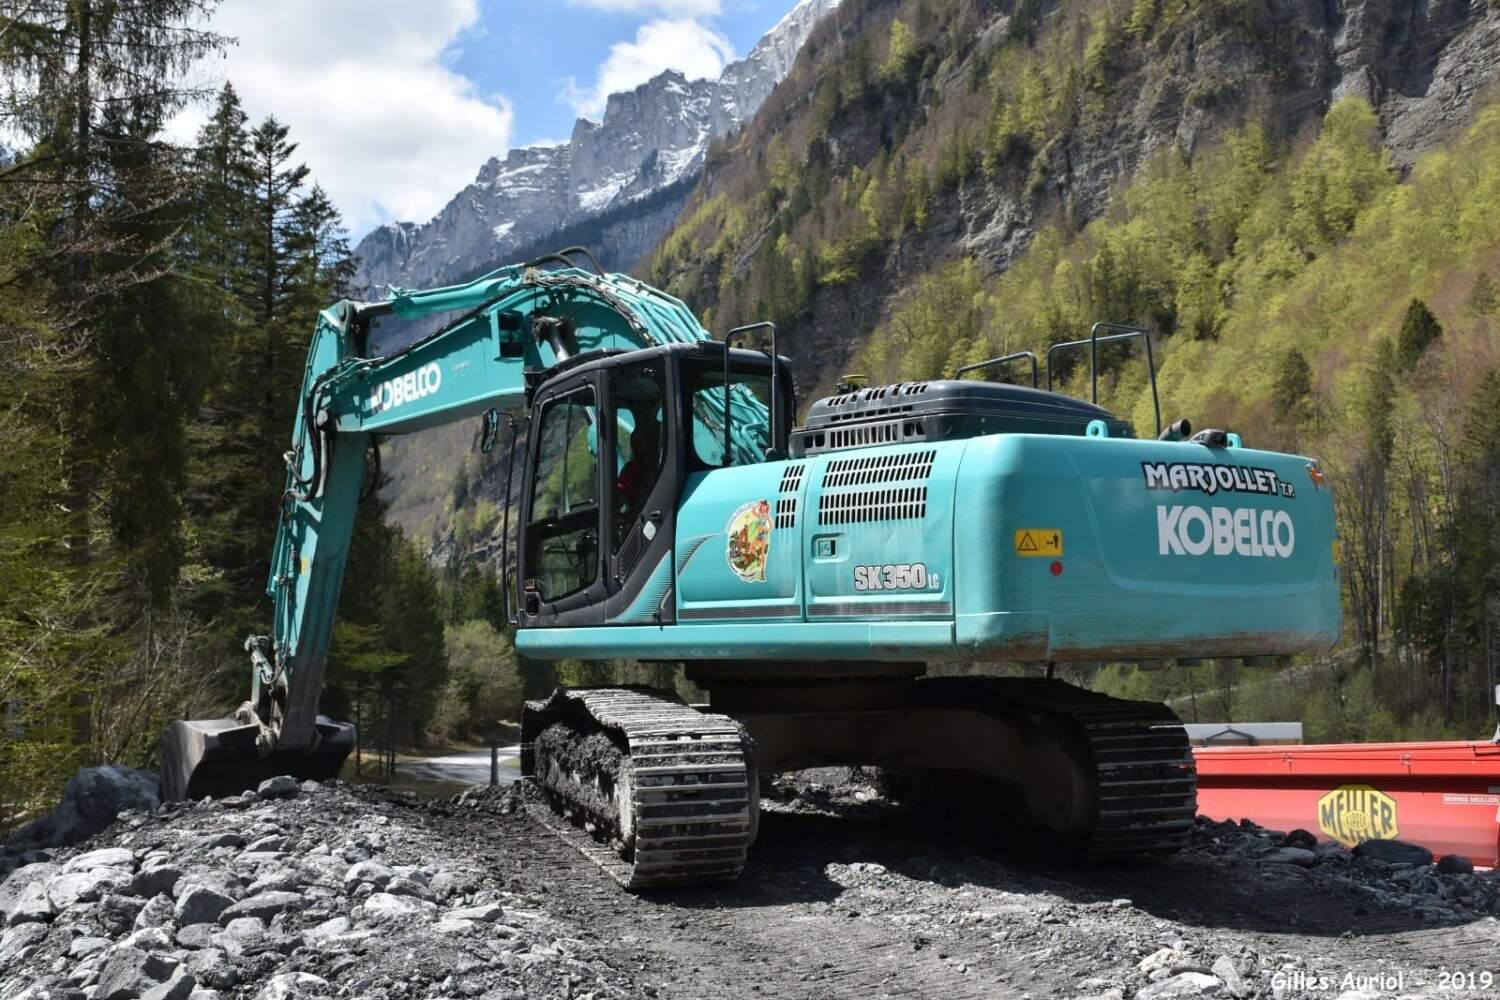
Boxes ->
[822,449,936,489]
[774,497,798,529]
[779,464,806,494]
[817,486,928,526]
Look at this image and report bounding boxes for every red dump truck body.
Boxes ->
[1194,740,1500,868]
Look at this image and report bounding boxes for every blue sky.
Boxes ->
[174,1,798,239]
[461,2,789,147]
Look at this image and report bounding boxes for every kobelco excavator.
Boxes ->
[162,248,1341,888]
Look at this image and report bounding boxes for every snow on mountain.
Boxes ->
[352,0,841,299]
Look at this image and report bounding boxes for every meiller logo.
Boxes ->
[369,362,441,414]
[1157,504,1295,558]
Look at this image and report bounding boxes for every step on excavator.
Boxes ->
[161,249,1341,888]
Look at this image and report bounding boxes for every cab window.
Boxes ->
[688,368,774,468]
[529,387,599,600]
[609,364,665,547]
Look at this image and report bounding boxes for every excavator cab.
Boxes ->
[516,341,793,629]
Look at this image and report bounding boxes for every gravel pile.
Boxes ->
[1,778,641,1000]
[4,768,1498,1000]
[1191,818,1500,924]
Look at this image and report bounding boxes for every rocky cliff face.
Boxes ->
[352,0,842,299]
[649,0,1500,402]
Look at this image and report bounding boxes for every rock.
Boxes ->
[1353,839,1434,867]
[170,869,241,901]
[255,776,300,800]
[218,890,302,924]
[5,880,56,925]
[213,914,267,952]
[134,893,177,929]
[1278,829,1317,849]
[1437,853,1475,875]
[185,949,236,989]
[63,848,137,874]
[244,869,301,896]
[1264,847,1317,867]
[301,915,350,942]
[1138,947,1180,974]
[123,925,176,951]
[0,921,49,964]
[190,832,244,852]
[12,766,159,849]
[1211,956,1248,998]
[343,860,394,890]
[1314,841,1350,861]
[174,885,235,926]
[447,901,504,923]
[47,868,132,909]
[175,923,216,949]
[385,875,435,901]
[256,972,330,999]
[69,935,112,958]
[141,971,197,1000]
[0,862,59,912]
[433,917,476,935]
[127,865,184,899]
[96,946,176,1000]
[1137,972,1223,998]
[100,893,147,933]
[429,870,464,899]
[244,835,286,853]
[361,891,436,924]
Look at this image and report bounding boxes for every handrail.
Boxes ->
[953,351,1039,388]
[1044,322,1161,437]
[722,322,782,461]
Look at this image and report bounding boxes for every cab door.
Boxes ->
[602,359,680,624]
[520,376,607,626]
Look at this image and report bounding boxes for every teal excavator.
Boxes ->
[162,249,1341,888]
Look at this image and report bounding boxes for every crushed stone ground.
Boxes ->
[3,769,1498,1000]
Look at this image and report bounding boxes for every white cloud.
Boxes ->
[169,0,512,238]
[564,0,723,15]
[561,18,735,120]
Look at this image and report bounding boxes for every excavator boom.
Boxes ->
[162,253,715,800]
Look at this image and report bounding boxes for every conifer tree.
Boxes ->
[1395,298,1442,371]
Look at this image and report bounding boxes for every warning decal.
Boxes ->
[1014,529,1063,557]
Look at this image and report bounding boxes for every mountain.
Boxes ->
[351,0,843,301]
[645,0,1500,400]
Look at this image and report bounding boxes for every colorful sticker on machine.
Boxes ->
[1317,783,1399,847]
[726,499,772,583]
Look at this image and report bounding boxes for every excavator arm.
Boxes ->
[162,253,716,800]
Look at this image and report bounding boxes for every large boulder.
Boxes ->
[10,765,159,849]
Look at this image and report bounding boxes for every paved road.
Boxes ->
[399,745,521,786]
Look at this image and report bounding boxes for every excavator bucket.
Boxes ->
[160,715,355,802]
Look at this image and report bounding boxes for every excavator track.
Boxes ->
[910,677,1198,857]
[522,687,755,890]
